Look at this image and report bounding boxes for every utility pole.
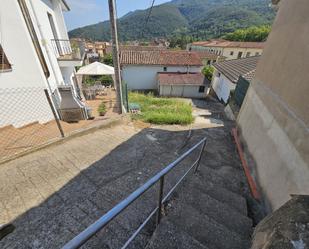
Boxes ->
[108,0,123,114]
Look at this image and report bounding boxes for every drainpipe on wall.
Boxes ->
[28,0,63,102]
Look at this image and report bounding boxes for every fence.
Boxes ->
[0,87,62,161]
[0,86,119,163]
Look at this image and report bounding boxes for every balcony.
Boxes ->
[51,39,85,67]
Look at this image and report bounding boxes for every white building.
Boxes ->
[120,50,204,94]
[0,0,85,127]
[211,56,260,103]
[188,40,265,60]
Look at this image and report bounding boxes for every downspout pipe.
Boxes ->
[28,0,63,98]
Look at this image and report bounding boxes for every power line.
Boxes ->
[141,0,155,38]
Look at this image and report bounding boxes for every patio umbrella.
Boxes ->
[76,61,114,75]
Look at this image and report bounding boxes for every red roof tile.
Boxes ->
[158,72,206,86]
[120,50,203,66]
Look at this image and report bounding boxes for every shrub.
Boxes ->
[202,66,214,81]
[98,102,107,115]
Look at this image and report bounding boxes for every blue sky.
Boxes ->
[64,0,170,31]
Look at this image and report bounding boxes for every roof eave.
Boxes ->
[159,83,205,86]
[121,63,203,67]
[61,0,70,11]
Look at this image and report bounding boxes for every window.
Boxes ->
[255,52,260,56]
[163,67,167,72]
[237,51,243,58]
[246,52,251,57]
[199,86,205,93]
[230,51,234,56]
[0,44,11,71]
[207,60,211,65]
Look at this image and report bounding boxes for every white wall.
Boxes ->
[160,85,206,98]
[122,65,202,90]
[0,0,47,88]
[30,0,73,90]
[211,69,236,103]
[0,0,74,127]
[190,45,263,60]
[222,47,262,60]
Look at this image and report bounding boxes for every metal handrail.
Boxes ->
[62,137,207,249]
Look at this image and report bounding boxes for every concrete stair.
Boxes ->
[145,167,253,249]
[146,220,209,249]
[145,133,253,248]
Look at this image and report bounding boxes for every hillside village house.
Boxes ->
[0,0,86,127]
[120,50,206,98]
[195,51,226,66]
[211,56,260,103]
[85,41,110,57]
[188,40,265,60]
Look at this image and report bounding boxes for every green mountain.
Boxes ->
[68,0,275,41]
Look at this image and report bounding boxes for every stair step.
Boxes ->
[145,220,209,249]
[180,177,248,216]
[167,201,251,249]
[175,189,252,238]
[197,166,247,196]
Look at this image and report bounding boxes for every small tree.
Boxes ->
[97,102,107,116]
[202,66,214,81]
[101,54,113,66]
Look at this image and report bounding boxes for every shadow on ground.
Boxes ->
[0,99,249,249]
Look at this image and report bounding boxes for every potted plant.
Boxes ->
[98,102,107,116]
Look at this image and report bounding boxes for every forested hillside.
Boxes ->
[69,0,275,41]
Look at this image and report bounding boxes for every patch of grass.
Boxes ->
[128,92,194,125]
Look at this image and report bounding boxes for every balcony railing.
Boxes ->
[51,39,85,61]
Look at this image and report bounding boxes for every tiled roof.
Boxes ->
[213,56,260,83]
[120,46,167,51]
[192,39,265,49]
[242,69,256,82]
[120,51,203,66]
[158,72,206,86]
[194,51,226,61]
[106,45,167,54]
[195,51,219,60]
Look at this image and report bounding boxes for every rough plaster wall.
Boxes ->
[237,0,309,211]
[238,86,309,210]
[254,0,309,126]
